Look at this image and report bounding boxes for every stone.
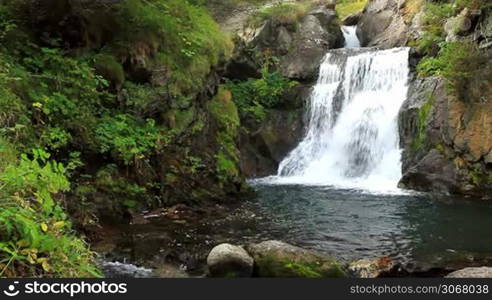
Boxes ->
[356,0,426,48]
[280,9,343,80]
[342,11,362,26]
[207,243,254,277]
[247,240,347,278]
[348,257,395,278]
[446,267,492,278]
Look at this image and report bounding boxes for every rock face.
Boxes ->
[246,240,347,278]
[278,7,344,81]
[356,0,424,48]
[227,5,344,81]
[398,72,492,196]
[240,84,309,177]
[446,267,492,278]
[207,243,254,277]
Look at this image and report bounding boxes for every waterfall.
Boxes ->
[268,30,410,192]
[342,26,360,48]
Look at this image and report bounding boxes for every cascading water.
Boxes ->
[265,28,410,192]
[341,26,360,48]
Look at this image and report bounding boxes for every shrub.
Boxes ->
[0,149,99,277]
[96,114,159,165]
[227,63,297,122]
[417,42,483,97]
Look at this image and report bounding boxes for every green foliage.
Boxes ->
[93,54,125,89]
[114,0,232,97]
[417,42,482,96]
[336,0,368,19]
[249,2,311,27]
[0,149,99,277]
[227,63,297,122]
[208,87,241,184]
[96,114,159,165]
[412,97,434,151]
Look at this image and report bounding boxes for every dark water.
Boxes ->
[251,183,492,268]
[98,183,492,276]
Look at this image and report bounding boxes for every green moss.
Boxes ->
[412,96,434,151]
[255,257,347,278]
[248,2,311,27]
[94,54,125,89]
[336,0,368,20]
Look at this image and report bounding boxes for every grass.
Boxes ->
[336,0,367,20]
[248,2,313,27]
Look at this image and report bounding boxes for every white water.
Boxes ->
[342,26,360,48]
[261,28,410,193]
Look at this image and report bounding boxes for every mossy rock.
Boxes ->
[247,240,347,278]
[94,54,125,89]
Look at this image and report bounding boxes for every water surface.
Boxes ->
[250,183,492,268]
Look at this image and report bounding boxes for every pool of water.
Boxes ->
[250,183,492,268]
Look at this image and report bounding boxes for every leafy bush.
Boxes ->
[96,114,159,165]
[0,149,99,277]
[417,42,483,97]
[227,63,297,122]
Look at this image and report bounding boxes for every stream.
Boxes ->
[97,27,492,277]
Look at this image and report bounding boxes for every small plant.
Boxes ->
[96,114,159,165]
[227,61,297,122]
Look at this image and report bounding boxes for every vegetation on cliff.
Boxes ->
[0,0,244,277]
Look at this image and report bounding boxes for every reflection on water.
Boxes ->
[252,183,492,267]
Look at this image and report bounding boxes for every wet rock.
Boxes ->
[207,243,254,277]
[247,240,347,278]
[342,11,362,26]
[446,267,492,278]
[348,257,395,278]
[399,149,462,194]
[240,103,306,177]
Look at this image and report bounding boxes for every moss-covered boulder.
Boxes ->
[247,240,347,278]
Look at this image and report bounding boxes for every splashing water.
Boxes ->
[263,46,410,193]
[342,26,360,48]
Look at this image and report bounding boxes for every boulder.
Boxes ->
[348,257,395,278]
[207,243,254,277]
[446,267,492,278]
[247,240,347,278]
[399,149,462,194]
[356,0,425,48]
[280,8,344,80]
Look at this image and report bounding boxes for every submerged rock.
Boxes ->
[247,240,347,278]
[446,267,492,278]
[207,243,254,277]
[348,257,395,278]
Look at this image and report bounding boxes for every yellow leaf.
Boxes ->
[53,221,65,229]
[41,223,48,232]
[41,260,51,272]
[36,257,47,263]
